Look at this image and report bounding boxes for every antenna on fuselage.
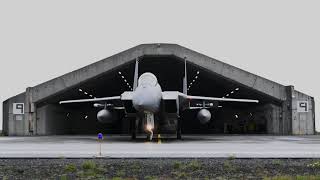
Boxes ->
[183,57,188,95]
[133,58,139,91]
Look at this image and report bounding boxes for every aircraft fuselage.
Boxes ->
[131,72,163,138]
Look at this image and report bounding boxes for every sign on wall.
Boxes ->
[297,101,308,112]
[13,103,24,115]
[15,115,23,121]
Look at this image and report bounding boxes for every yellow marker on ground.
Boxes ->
[158,134,161,144]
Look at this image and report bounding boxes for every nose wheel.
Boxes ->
[147,131,154,141]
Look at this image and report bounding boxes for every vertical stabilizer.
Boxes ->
[133,58,139,90]
[183,57,188,95]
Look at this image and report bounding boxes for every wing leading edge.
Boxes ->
[186,95,259,103]
[162,92,259,103]
[59,96,121,104]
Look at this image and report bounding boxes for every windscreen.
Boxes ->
[138,72,158,87]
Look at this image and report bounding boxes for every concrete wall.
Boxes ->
[292,90,315,135]
[251,104,282,134]
[2,100,8,135]
[2,93,28,136]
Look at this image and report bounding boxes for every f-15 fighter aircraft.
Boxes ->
[60,58,258,140]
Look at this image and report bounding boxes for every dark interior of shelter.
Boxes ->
[37,56,282,136]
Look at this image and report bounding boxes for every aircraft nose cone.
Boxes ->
[132,86,162,113]
[137,100,143,106]
[133,98,144,111]
[135,98,144,107]
[137,103,143,110]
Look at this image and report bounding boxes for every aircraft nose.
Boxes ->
[135,98,144,106]
[133,98,145,111]
[137,100,143,106]
[137,103,143,110]
[132,86,162,113]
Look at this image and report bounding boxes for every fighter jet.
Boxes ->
[60,58,259,140]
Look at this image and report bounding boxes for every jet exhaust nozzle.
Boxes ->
[97,109,113,123]
[197,109,211,124]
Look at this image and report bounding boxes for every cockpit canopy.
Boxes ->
[138,72,158,87]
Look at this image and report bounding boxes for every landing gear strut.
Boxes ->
[145,112,155,141]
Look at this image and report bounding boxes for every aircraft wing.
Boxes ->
[162,92,258,109]
[186,95,259,103]
[59,96,121,104]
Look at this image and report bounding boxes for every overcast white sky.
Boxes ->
[0,0,319,131]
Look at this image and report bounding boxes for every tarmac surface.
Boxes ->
[0,135,320,158]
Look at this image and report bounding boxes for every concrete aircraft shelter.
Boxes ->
[2,44,315,136]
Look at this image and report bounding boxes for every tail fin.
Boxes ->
[183,57,188,95]
[133,58,139,90]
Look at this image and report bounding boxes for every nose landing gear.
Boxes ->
[145,112,155,141]
[147,131,153,141]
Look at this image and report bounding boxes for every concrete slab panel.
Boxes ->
[0,135,320,158]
